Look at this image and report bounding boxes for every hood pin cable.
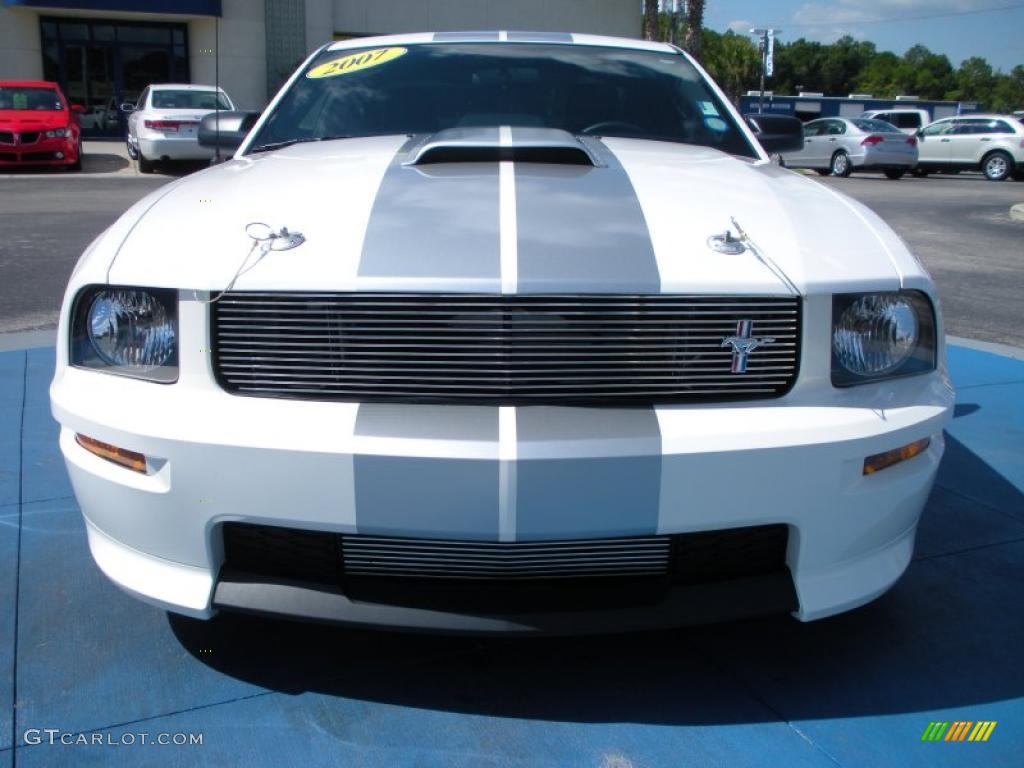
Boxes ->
[729,216,801,297]
[196,222,305,305]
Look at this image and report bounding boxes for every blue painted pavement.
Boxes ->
[1,343,1021,767]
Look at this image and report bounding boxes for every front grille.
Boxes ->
[221,522,790,588]
[0,132,13,144]
[19,132,39,144]
[212,293,800,404]
[0,152,15,161]
[342,536,671,579]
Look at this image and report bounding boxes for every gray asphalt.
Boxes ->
[0,170,1022,345]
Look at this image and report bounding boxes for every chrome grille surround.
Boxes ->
[211,293,801,404]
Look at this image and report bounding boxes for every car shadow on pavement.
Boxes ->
[168,427,1024,727]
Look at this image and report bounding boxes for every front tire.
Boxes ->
[884,169,905,180]
[982,151,1013,182]
[830,151,852,177]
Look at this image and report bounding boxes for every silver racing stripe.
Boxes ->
[358,134,502,288]
[353,404,500,539]
[512,131,660,293]
[515,407,663,540]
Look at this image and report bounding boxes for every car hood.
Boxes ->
[105,134,916,295]
[0,109,70,131]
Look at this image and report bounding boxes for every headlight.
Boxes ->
[45,127,71,138]
[70,286,178,382]
[832,291,936,386]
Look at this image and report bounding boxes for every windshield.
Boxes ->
[151,90,231,110]
[0,86,64,111]
[250,43,756,157]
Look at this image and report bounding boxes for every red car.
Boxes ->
[0,80,83,171]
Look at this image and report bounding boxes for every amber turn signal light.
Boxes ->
[863,437,930,475]
[75,434,147,474]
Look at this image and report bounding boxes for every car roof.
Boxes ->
[325,31,678,54]
[149,83,227,91]
[0,80,61,89]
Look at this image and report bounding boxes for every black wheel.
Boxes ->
[137,153,155,174]
[884,169,905,180]
[68,141,82,172]
[830,151,852,177]
[982,151,1013,181]
[815,169,831,176]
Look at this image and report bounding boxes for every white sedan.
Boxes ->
[50,33,952,634]
[124,83,234,173]
[782,117,920,178]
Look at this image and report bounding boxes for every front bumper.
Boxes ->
[52,345,953,631]
[0,136,77,166]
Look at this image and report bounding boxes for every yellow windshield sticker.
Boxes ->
[306,47,408,79]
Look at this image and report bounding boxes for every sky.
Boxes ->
[702,0,1024,73]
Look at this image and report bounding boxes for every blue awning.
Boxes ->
[3,0,221,16]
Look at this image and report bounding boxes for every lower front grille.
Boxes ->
[342,535,671,580]
[221,522,790,590]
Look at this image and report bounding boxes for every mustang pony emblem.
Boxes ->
[721,320,775,373]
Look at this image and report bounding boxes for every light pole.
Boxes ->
[749,27,781,114]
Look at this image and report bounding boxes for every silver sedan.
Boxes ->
[782,117,919,179]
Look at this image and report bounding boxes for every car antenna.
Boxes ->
[213,14,221,164]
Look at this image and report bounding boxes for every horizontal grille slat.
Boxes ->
[212,293,801,404]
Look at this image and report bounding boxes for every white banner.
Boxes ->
[766,31,775,77]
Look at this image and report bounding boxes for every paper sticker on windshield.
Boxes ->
[306,47,407,79]
[698,101,720,116]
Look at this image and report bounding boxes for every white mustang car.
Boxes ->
[50,33,953,634]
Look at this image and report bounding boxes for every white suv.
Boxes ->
[860,108,930,135]
[915,114,1024,181]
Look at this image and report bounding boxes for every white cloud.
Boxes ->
[727,19,754,33]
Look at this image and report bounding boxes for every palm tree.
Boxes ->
[685,0,705,61]
[643,0,659,41]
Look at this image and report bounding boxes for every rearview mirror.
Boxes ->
[70,103,85,114]
[744,114,804,154]
[198,110,260,153]
[120,103,135,113]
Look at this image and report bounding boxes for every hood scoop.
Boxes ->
[406,127,599,166]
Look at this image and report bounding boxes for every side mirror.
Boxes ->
[744,114,804,154]
[70,103,85,114]
[120,103,135,113]
[198,110,260,153]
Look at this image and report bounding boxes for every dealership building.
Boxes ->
[0,0,641,136]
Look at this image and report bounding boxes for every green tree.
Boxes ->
[685,0,706,61]
[701,29,760,101]
[949,56,995,103]
[988,65,1024,112]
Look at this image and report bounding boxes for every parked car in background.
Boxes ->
[0,80,83,171]
[860,108,931,135]
[124,83,234,173]
[782,117,918,178]
[915,115,1024,181]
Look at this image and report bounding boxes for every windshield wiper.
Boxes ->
[249,134,354,153]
